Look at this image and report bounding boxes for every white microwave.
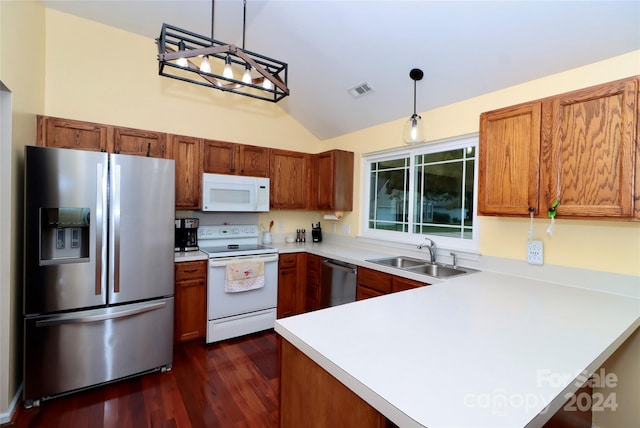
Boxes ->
[202,173,270,212]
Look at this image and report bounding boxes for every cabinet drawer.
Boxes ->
[279,253,298,269]
[175,261,207,281]
[356,285,386,301]
[392,276,429,292]
[357,267,392,293]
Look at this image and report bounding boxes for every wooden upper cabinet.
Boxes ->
[171,135,202,209]
[541,78,637,218]
[316,150,354,211]
[113,126,167,158]
[270,149,310,210]
[37,116,110,152]
[203,140,270,177]
[37,116,168,159]
[479,75,639,220]
[478,103,541,216]
[203,140,236,174]
[238,144,270,177]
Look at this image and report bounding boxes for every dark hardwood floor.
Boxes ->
[5,330,279,428]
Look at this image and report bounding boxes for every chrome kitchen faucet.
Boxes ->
[417,238,437,263]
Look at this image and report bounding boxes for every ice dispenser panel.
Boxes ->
[40,208,90,264]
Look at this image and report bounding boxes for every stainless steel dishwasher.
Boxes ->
[321,259,358,307]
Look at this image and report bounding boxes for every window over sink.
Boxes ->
[362,134,479,251]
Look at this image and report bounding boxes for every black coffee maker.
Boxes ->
[311,222,322,242]
[175,218,199,252]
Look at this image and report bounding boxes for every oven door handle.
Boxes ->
[208,253,279,267]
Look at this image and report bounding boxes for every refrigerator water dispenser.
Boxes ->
[40,207,90,264]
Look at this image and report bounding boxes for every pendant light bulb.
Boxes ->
[223,56,234,79]
[403,68,426,145]
[242,65,252,84]
[262,74,274,91]
[403,114,425,145]
[200,56,211,73]
[176,40,188,68]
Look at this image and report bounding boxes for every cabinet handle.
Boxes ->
[181,269,198,273]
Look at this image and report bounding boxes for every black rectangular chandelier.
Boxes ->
[156,1,289,103]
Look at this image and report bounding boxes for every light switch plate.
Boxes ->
[527,240,544,265]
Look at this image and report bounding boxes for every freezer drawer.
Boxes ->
[23,297,174,405]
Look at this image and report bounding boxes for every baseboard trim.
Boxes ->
[0,383,22,425]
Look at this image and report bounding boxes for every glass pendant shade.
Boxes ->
[262,75,274,90]
[222,56,234,79]
[200,56,211,73]
[242,65,252,84]
[403,114,425,145]
[176,41,188,68]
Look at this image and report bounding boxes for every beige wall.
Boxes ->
[43,9,320,151]
[325,51,640,277]
[0,0,45,417]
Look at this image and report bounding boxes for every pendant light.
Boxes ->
[156,0,289,102]
[402,68,425,145]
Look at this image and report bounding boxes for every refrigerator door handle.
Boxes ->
[96,162,107,296]
[110,162,121,293]
[35,301,167,327]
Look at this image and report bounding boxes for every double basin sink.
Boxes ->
[366,256,477,279]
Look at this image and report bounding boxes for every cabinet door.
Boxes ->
[174,261,207,343]
[316,150,354,211]
[37,116,110,152]
[542,78,637,218]
[270,149,310,209]
[238,144,270,177]
[478,103,541,216]
[113,127,167,158]
[203,140,236,174]
[305,254,323,311]
[171,135,202,209]
[277,267,298,318]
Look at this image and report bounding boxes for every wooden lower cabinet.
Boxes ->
[280,341,591,428]
[174,260,207,343]
[280,338,390,428]
[277,253,305,318]
[356,267,392,300]
[357,266,430,300]
[305,254,323,311]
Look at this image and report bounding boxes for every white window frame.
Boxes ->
[360,134,479,252]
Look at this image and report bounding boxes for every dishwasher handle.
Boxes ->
[322,259,357,275]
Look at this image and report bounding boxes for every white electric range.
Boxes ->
[198,225,279,343]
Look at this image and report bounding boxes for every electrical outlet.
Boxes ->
[527,240,544,265]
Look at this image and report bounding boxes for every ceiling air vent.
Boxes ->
[348,82,375,98]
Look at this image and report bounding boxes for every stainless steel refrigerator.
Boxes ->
[23,145,175,407]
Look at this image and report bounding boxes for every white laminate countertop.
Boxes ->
[275,271,640,428]
[174,250,208,262]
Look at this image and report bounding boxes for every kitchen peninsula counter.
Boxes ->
[274,271,640,427]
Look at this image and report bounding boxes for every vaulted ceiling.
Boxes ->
[45,0,640,140]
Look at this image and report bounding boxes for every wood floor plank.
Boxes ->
[4,331,279,428]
